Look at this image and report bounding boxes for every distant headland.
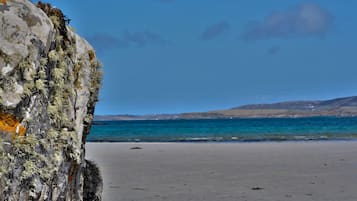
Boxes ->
[95,96,357,121]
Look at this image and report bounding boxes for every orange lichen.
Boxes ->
[0,0,6,5]
[0,112,26,140]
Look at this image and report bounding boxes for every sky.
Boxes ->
[37,0,357,115]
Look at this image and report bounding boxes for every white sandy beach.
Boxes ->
[86,141,357,201]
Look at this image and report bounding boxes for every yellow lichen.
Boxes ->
[21,161,36,180]
[48,50,59,62]
[35,79,46,94]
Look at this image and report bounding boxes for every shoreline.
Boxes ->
[87,141,357,201]
[86,138,357,143]
[94,115,357,121]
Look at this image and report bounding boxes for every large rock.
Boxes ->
[0,0,102,200]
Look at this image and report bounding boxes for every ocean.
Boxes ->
[88,117,357,142]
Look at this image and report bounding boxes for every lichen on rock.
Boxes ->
[0,0,103,200]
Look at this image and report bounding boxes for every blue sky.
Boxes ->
[39,1,357,115]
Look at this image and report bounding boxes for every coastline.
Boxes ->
[86,138,357,143]
[87,141,357,201]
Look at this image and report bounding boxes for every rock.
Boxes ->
[130,146,143,150]
[0,0,102,200]
[83,160,103,201]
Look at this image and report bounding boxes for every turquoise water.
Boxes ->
[88,117,357,142]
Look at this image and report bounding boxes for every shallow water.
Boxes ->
[88,117,357,142]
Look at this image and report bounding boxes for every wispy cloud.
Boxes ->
[201,21,230,40]
[242,3,334,41]
[87,34,128,52]
[87,31,168,52]
[122,30,167,47]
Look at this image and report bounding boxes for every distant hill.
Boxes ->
[234,96,357,110]
[95,96,357,121]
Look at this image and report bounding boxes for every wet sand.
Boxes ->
[86,141,357,201]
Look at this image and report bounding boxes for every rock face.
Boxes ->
[0,0,102,200]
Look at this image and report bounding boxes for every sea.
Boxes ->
[88,117,357,142]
